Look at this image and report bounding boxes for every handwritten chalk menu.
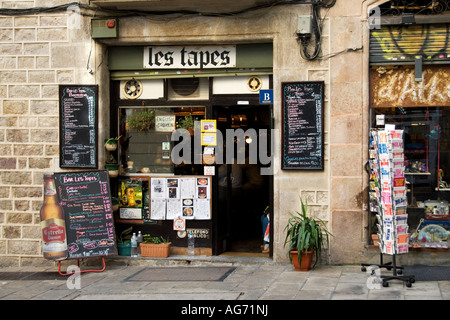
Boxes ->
[54,171,116,259]
[59,85,98,168]
[282,81,324,170]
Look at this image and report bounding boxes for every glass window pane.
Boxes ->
[119,106,205,174]
[370,107,450,233]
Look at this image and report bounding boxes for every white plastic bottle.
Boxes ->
[136,231,143,255]
[131,232,138,257]
[188,232,195,256]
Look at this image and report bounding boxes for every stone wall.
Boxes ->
[0,0,372,266]
[0,0,94,266]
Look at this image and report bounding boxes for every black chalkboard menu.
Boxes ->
[59,85,98,168]
[54,171,116,259]
[282,81,324,170]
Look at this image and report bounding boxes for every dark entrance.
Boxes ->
[214,104,273,256]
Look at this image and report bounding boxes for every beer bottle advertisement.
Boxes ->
[40,173,68,261]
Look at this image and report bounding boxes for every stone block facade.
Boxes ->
[0,0,381,266]
[0,0,93,267]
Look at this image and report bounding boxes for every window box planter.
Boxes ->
[140,242,171,258]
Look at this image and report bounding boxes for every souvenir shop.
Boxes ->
[368,21,450,256]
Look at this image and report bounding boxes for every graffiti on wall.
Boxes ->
[370,24,450,63]
[370,65,450,107]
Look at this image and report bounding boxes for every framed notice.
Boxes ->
[281,81,324,170]
[59,85,98,168]
[201,120,217,132]
[201,133,216,146]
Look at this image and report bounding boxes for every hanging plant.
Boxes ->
[127,109,155,132]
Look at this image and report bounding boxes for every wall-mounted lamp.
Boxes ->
[402,13,415,25]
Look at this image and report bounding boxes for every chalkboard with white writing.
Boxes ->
[282,81,324,170]
[59,85,98,168]
[54,171,117,259]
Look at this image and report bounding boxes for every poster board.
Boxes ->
[149,176,212,220]
[281,81,324,170]
[54,170,116,259]
[59,85,98,168]
[118,176,150,222]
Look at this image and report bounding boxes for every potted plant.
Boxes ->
[105,152,120,178]
[284,198,332,271]
[116,227,133,256]
[104,136,121,151]
[177,115,195,135]
[127,109,155,132]
[140,234,171,258]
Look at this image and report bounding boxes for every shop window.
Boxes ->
[119,106,205,174]
[370,107,450,247]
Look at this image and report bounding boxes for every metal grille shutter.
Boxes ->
[370,24,450,65]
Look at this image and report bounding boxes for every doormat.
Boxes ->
[124,266,236,282]
[402,265,450,281]
[0,272,64,281]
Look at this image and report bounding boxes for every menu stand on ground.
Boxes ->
[58,257,106,276]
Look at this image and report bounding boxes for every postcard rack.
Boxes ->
[361,128,415,287]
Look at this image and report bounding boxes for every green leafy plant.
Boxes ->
[177,115,195,130]
[117,226,133,243]
[283,198,332,268]
[127,109,155,131]
[104,136,122,146]
[143,234,170,244]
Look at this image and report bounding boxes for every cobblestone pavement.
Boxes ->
[0,256,449,302]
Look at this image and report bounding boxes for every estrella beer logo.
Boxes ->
[41,219,66,243]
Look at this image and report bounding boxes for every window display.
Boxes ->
[370,107,450,250]
[118,106,205,174]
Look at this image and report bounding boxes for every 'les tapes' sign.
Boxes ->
[143,46,236,69]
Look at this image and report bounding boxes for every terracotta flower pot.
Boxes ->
[140,242,171,258]
[290,250,314,271]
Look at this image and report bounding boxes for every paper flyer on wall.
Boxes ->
[151,178,166,199]
[182,198,194,220]
[149,176,211,221]
[150,199,166,220]
[166,199,182,220]
[167,178,180,199]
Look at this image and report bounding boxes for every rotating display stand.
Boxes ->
[362,128,415,287]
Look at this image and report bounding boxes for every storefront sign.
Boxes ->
[173,217,186,231]
[260,89,273,104]
[371,65,450,108]
[155,115,176,132]
[144,46,236,69]
[186,228,210,239]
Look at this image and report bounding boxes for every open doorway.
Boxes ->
[215,105,273,256]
